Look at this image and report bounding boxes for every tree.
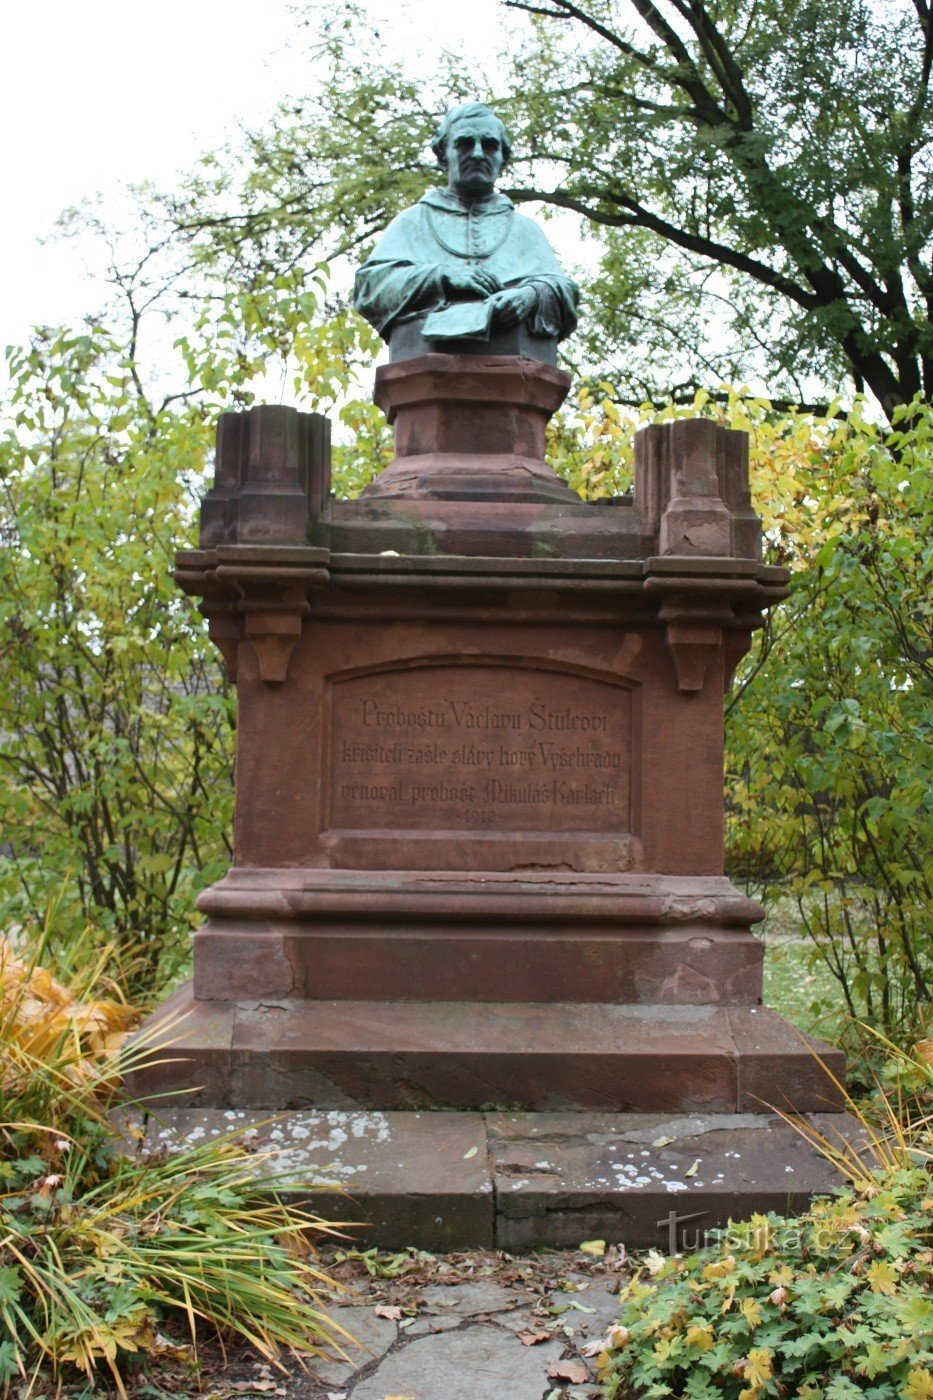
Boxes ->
[0,222,385,993]
[164,0,933,418]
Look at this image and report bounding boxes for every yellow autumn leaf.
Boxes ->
[904,1367,933,1399]
[739,1298,762,1328]
[703,1254,737,1281]
[866,1260,898,1296]
[579,1239,606,1258]
[685,1320,715,1350]
[743,1347,774,1388]
[0,938,137,1105]
[594,1348,614,1377]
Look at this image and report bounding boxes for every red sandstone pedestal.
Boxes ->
[128,356,849,1242]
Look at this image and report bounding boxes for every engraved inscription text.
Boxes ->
[328,664,632,833]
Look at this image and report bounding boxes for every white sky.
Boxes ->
[1,0,504,350]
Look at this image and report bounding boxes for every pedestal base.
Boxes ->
[191,869,766,1005]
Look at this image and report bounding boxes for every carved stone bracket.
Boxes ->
[645,562,790,694]
[662,618,725,693]
[200,596,243,682]
[176,547,330,685]
[237,584,312,684]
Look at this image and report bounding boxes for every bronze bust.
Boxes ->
[353,102,579,363]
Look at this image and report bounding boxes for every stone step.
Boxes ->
[127,984,844,1114]
[136,1106,867,1250]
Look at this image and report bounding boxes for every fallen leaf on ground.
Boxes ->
[548,1359,588,1383]
[651,1134,676,1147]
[463,1145,479,1158]
[517,1328,551,1346]
[581,1339,605,1357]
[374,1305,404,1321]
[684,1159,700,1178]
[578,1239,606,1258]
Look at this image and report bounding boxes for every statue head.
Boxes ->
[431,103,512,200]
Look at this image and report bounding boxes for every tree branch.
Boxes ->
[511,185,820,306]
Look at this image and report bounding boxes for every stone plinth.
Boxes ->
[364,353,577,502]
[126,372,846,1243]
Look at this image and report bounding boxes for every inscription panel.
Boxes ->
[327,663,632,833]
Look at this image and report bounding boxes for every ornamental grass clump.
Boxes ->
[0,932,350,1394]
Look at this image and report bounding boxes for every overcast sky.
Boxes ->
[1,0,504,349]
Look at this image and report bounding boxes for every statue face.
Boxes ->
[443,118,505,199]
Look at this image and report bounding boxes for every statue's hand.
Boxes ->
[488,285,538,329]
[442,266,503,298]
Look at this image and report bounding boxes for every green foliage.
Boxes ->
[0,328,234,993]
[547,383,932,1048]
[0,1131,345,1393]
[0,238,382,993]
[165,0,932,416]
[603,1169,933,1400]
[726,399,933,1047]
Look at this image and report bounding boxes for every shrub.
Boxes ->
[602,1168,933,1400]
[551,387,933,1049]
[0,329,235,996]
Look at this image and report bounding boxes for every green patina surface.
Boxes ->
[353,102,578,347]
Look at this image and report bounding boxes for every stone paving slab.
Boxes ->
[143,1107,492,1250]
[300,1256,615,1399]
[488,1109,863,1249]
[140,1106,866,1251]
[349,1324,567,1400]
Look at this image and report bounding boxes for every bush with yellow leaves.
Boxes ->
[0,934,349,1395]
[602,1166,932,1400]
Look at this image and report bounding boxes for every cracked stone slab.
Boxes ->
[488,1109,867,1250]
[142,1107,493,1249]
[308,1304,398,1387]
[133,1106,863,1251]
[349,1323,567,1400]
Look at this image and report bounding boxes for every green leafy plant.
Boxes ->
[601,1168,933,1400]
[601,1035,933,1399]
[724,398,932,1049]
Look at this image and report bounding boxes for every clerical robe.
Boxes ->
[354,188,579,343]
